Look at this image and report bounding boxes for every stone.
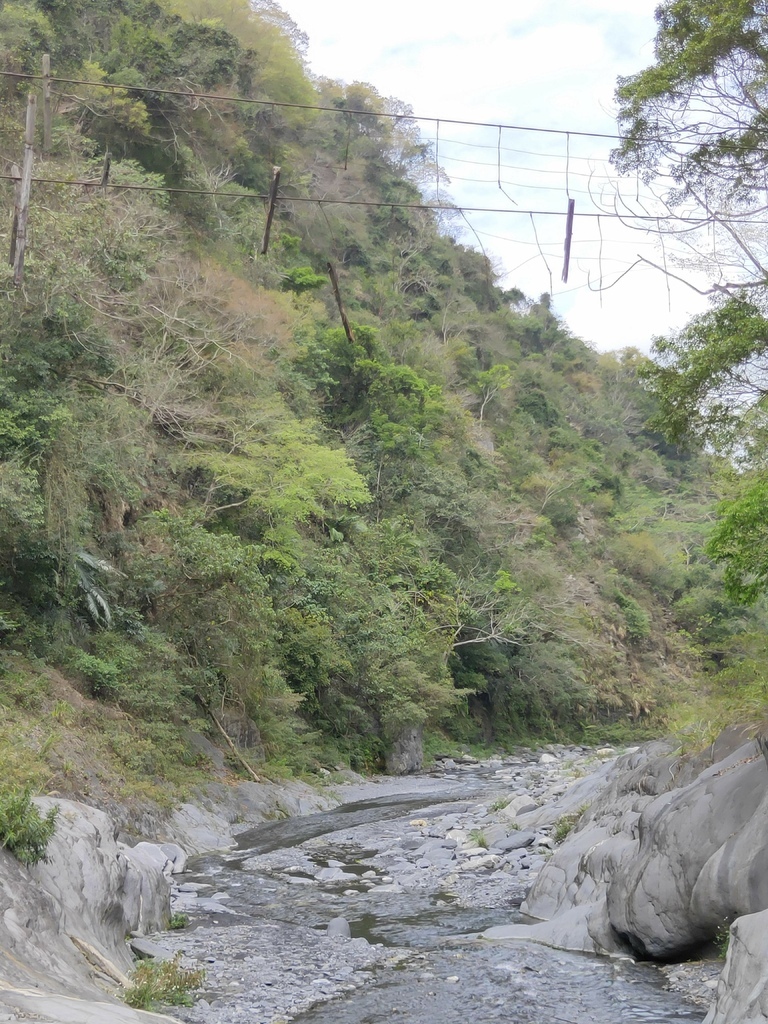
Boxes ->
[480,823,509,848]
[0,798,174,1004]
[539,753,558,765]
[326,917,351,939]
[498,796,538,820]
[495,831,536,852]
[315,867,354,882]
[159,839,188,872]
[607,743,767,958]
[703,911,768,1024]
[386,726,423,775]
[129,937,173,960]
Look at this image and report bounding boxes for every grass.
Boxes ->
[124,954,205,1010]
[715,922,732,960]
[168,912,189,930]
[489,795,512,812]
[552,804,590,844]
[469,828,488,849]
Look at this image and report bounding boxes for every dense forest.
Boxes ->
[1,0,765,801]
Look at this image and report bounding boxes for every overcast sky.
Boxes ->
[278,0,711,353]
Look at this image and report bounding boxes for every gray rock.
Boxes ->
[496,831,536,852]
[315,867,355,882]
[498,796,538,820]
[607,743,766,958]
[385,726,423,775]
[121,843,172,933]
[480,823,509,848]
[703,911,768,1023]
[326,917,351,939]
[0,989,179,1023]
[159,843,187,874]
[129,936,173,960]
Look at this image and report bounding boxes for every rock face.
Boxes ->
[385,726,423,774]
[0,798,173,1005]
[487,734,768,964]
[704,911,768,1024]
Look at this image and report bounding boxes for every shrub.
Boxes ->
[124,953,205,1010]
[615,592,652,644]
[0,787,58,865]
[552,805,589,844]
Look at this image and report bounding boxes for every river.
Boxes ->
[161,753,706,1024]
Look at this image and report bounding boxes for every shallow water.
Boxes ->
[188,771,704,1024]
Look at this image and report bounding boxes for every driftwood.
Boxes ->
[69,935,132,988]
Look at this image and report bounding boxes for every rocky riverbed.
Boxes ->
[137,746,708,1024]
[7,735,768,1024]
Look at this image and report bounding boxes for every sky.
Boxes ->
[277,0,712,353]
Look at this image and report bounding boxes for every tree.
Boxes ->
[640,295,768,456]
[613,0,768,295]
[475,365,512,422]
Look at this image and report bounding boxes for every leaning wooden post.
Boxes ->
[100,150,111,195]
[13,93,37,287]
[259,165,281,255]
[41,54,52,156]
[327,261,356,345]
[8,164,21,266]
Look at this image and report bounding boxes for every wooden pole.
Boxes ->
[259,165,281,255]
[8,164,21,266]
[13,94,37,287]
[42,54,52,156]
[327,261,355,345]
[100,150,111,195]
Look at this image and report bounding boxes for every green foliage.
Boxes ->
[552,807,588,844]
[0,787,58,866]
[707,479,768,603]
[640,298,768,455]
[715,921,732,960]
[489,795,512,812]
[168,912,189,929]
[281,267,326,293]
[124,953,205,1010]
[615,592,652,644]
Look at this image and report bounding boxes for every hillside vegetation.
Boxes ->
[0,0,762,799]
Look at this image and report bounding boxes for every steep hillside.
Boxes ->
[0,0,761,793]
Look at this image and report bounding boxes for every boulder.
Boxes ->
[607,744,766,958]
[327,917,351,939]
[386,726,423,775]
[129,936,173,960]
[495,831,536,852]
[120,842,172,933]
[498,795,538,820]
[0,799,172,998]
[703,911,768,1024]
[494,737,768,962]
[159,843,187,874]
